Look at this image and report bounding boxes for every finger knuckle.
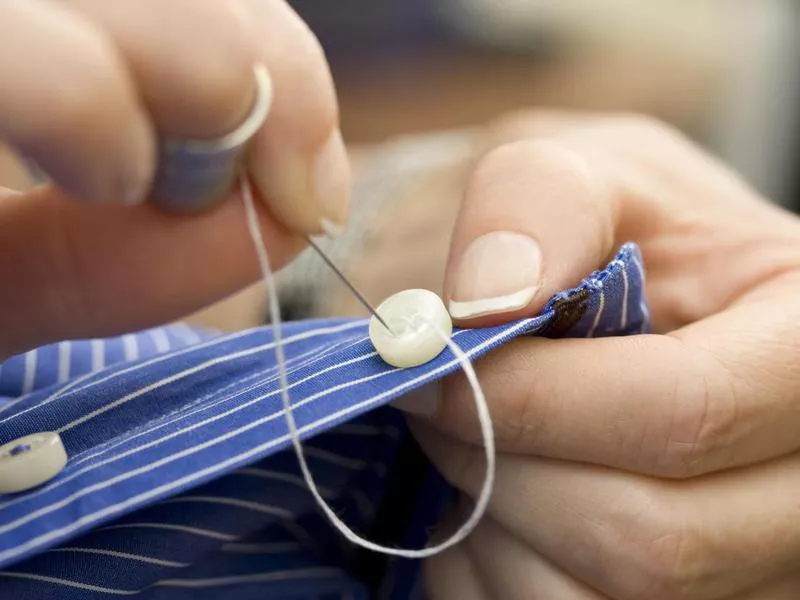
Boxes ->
[468,141,525,191]
[468,139,591,201]
[610,491,706,599]
[660,354,738,478]
[493,386,547,453]
[46,57,125,140]
[472,138,611,247]
[630,526,706,599]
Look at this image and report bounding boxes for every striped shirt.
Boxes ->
[0,243,648,599]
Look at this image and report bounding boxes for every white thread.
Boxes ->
[240,175,495,558]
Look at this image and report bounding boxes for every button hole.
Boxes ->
[9,444,32,457]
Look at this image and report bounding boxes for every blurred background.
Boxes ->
[2,0,799,331]
[292,0,800,208]
[2,2,798,210]
[207,0,800,329]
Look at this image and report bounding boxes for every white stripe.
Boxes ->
[0,328,256,422]
[632,253,651,330]
[620,262,629,330]
[97,522,236,541]
[159,496,293,519]
[0,336,369,513]
[91,339,105,372]
[0,572,139,595]
[121,334,139,361]
[63,337,362,466]
[58,324,368,432]
[11,350,388,534]
[21,350,37,395]
[0,395,29,420]
[586,290,606,338]
[0,369,97,421]
[0,322,364,425]
[0,329,464,528]
[57,342,71,384]
[0,567,341,595]
[149,329,171,353]
[0,318,534,563]
[235,468,334,497]
[222,541,303,554]
[632,251,646,285]
[49,546,189,567]
[67,321,360,403]
[45,346,375,471]
[0,327,509,542]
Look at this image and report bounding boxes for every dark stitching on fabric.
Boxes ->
[539,288,591,338]
[532,243,637,339]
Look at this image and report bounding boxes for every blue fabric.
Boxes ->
[0,243,649,599]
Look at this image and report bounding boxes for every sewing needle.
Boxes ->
[305,236,394,335]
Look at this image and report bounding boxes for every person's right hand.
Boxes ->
[0,0,349,359]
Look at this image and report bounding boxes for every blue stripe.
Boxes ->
[0,243,649,598]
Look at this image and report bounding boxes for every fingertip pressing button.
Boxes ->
[0,432,67,494]
[369,289,453,369]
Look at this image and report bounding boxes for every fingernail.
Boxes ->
[448,231,542,319]
[117,115,155,205]
[392,381,441,417]
[313,129,350,234]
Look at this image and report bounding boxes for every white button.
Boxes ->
[369,289,453,368]
[0,432,68,494]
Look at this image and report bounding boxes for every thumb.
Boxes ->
[445,139,618,326]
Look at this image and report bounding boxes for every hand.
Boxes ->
[409,113,800,599]
[0,0,349,359]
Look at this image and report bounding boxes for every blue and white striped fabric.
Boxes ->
[0,243,649,599]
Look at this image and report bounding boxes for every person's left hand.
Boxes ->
[405,112,800,599]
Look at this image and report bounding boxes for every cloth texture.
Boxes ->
[0,243,649,599]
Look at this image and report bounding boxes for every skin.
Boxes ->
[407,112,800,599]
[1,4,799,597]
[0,0,348,360]
[322,113,800,597]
